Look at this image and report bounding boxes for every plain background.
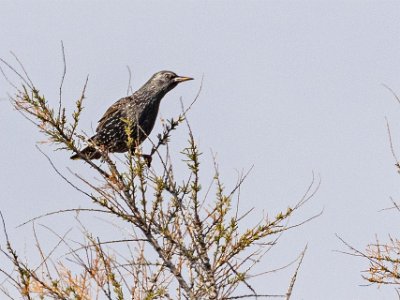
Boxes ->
[1,1,400,299]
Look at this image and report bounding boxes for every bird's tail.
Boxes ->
[70,146,102,160]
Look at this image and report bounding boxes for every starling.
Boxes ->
[70,70,193,160]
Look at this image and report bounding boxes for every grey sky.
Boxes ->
[1,1,400,299]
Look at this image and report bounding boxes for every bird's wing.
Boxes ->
[96,98,126,132]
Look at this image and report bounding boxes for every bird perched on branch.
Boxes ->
[70,70,193,160]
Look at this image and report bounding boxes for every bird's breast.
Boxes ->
[137,100,160,135]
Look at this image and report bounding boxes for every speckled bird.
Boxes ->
[70,71,193,160]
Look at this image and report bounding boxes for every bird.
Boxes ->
[70,70,193,160]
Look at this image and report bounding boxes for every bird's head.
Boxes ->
[146,71,193,95]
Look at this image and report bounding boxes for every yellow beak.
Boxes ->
[174,76,194,83]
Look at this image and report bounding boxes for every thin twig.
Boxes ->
[58,41,67,121]
[286,245,307,300]
[126,66,133,95]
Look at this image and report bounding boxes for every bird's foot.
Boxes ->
[142,154,152,167]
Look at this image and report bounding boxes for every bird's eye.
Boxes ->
[163,73,173,79]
